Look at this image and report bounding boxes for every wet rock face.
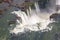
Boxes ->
[0,10,3,18]
[56,5,60,11]
[38,0,50,9]
[0,0,3,3]
[0,0,12,3]
[8,20,16,25]
[50,13,60,21]
[0,2,9,11]
[54,33,60,40]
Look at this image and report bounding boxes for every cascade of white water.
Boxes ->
[56,0,60,5]
[10,2,54,34]
[26,7,32,16]
[56,0,60,13]
[34,2,40,13]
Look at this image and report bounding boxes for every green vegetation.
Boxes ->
[42,20,60,40]
[0,6,16,40]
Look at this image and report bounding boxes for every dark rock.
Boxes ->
[8,20,16,25]
[38,0,50,9]
[50,13,60,21]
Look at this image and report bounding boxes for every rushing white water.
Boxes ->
[10,2,54,34]
[34,2,40,13]
[56,0,60,5]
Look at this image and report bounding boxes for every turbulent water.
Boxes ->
[9,2,55,34]
[0,0,60,40]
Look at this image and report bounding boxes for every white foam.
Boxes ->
[10,2,54,34]
[56,0,60,5]
[10,10,54,34]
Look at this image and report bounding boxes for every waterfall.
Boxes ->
[34,2,40,13]
[56,0,60,5]
[10,2,54,34]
